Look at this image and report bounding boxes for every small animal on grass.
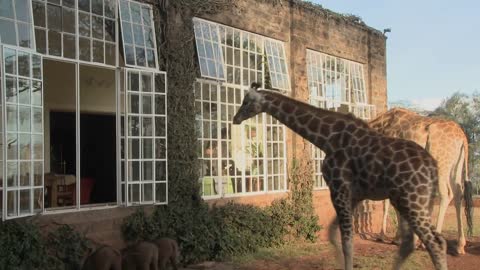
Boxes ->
[81,245,122,270]
[153,237,180,270]
[122,241,159,270]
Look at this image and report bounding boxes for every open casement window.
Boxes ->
[119,0,158,69]
[264,38,290,92]
[1,45,44,220]
[120,69,167,205]
[0,0,36,50]
[193,18,225,80]
[32,0,117,65]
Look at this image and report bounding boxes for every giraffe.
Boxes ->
[232,83,447,270]
[369,108,474,254]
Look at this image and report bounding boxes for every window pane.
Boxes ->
[104,0,116,19]
[47,4,62,32]
[18,52,30,77]
[92,40,104,63]
[105,42,115,66]
[62,7,75,34]
[18,79,31,104]
[92,0,103,16]
[105,19,115,42]
[79,37,91,61]
[135,47,145,66]
[63,34,76,59]
[122,22,133,44]
[32,81,42,106]
[17,23,33,49]
[6,76,17,103]
[126,50,137,65]
[4,48,16,74]
[34,29,46,54]
[0,19,17,45]
[79,12,91,37]
[15,0,31,23]
[133,24,144,46]
[0,0,14,19]
[79,0,90,12]
[48,31,62,56]
[32,55,42,79]
[92,15,104,40]
[33,1,46,27]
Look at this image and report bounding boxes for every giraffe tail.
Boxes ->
[462,138,474,237]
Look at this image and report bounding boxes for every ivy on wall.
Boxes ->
[120,0,321,264]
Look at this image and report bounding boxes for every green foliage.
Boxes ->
[0,220,56,270]
[46,225,91,270]
[210,202,283,259]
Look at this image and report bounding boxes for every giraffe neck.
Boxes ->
[259,90,371,155]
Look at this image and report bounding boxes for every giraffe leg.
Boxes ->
[454,186,466,254]
[408,212,448,270]
[392,216,415,270]
[453,148,466,254]
[328,217,343,267]
[435,173,453,233]
[380,199,390,240]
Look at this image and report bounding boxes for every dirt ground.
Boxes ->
[189,205,480,270]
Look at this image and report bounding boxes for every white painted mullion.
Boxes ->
[1,45,6,220]
[75,62,80,209]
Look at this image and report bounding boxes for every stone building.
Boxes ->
[0,0,387,244]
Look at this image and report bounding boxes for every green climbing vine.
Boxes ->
[119,0,334,264]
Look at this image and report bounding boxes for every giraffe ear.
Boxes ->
[250,82,261,91]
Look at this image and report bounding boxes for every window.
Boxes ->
[193,18,225,80]
[0,0,36,50]
[194,81,287,197]
[1,46,44,219]
[193,19,289,198]
[264,38,290,91]
[78,0,116,64]
[119,0,157,69]
[193,18,290,92]
[32,0,116,64]
[307,49,375,189]
[120,70,167,205]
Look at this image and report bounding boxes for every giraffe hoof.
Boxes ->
[457,247,466,255]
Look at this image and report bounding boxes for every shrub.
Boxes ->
[0,220,55,270]
[46,225,91,270]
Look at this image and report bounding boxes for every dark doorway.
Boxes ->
[80,113,117,204]
[50,111,117,204]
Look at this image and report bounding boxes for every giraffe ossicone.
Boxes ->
[233,82,448,270]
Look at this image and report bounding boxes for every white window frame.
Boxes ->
[0,0,36,50]
[118,0,159,70]
[307,49,375,189]
[264,38,290,92]
[120,69,168,206]
[194,80,287,198]
[193,18,226,81]
[193,19,289,199]
[0,0,167,218]
[1,44,44,220]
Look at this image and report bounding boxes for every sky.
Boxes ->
[309,0,480,110]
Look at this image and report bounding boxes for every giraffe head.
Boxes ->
[232,82,265,125]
